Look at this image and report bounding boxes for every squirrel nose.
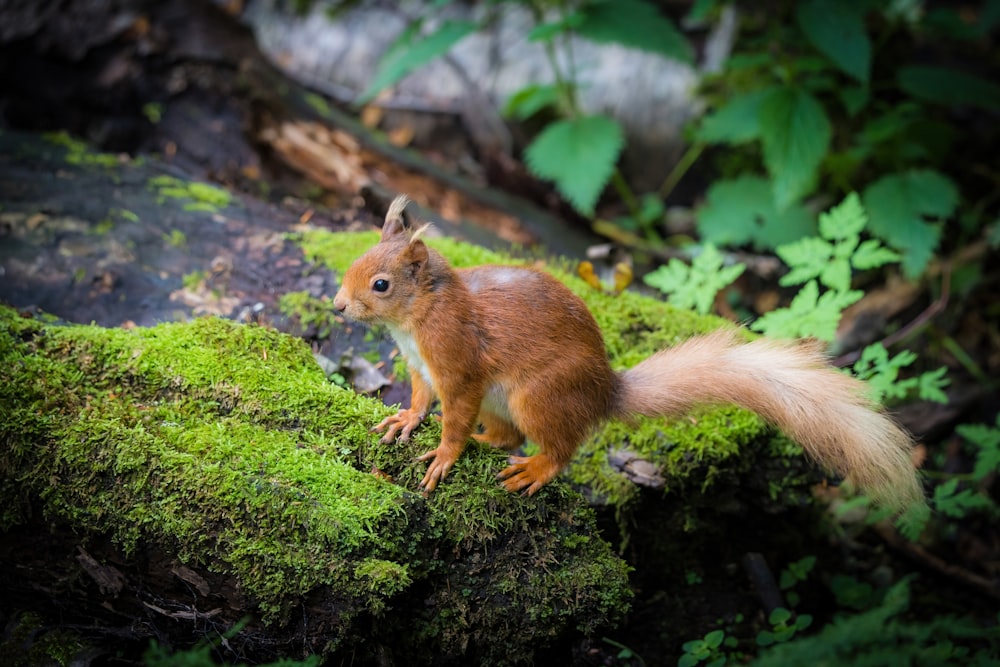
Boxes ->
[333,292,347,313]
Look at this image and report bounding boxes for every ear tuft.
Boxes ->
[380,195,410,241]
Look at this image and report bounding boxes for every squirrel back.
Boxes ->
[334,196,923,513]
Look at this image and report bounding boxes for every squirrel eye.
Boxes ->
[372,278,390,293]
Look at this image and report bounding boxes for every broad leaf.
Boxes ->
[528,11,584,42]
[759,87,832,209]
[796,0,871,83]
[696,176,815,250]
[695,88,772,144]
[358,20,478,104]
[504,84,563,120]
[524,115,624,216]
[862,170,959,277]
[575,0,693,64]
[898,66,1000,112]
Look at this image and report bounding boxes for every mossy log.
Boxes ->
[0,307,632,664]
[0,126,825,664]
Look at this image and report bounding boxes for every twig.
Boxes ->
[873,521,1000,602]
[833,268,951,367]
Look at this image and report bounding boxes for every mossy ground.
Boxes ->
[0,306,630,663]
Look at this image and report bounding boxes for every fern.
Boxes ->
[642,244,745,314]
[751,578,1000,666]
[752,279,861,341]
[957,415,1000,482]
[776,193,899,292]
[752,194,899,341]
[851,344,949,405]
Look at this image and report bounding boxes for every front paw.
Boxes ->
[416,445,461,493]
[373,408,425,443]
[497,454,562,496]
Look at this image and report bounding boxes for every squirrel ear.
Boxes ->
[380,195,410,242]
[400,239,429,278]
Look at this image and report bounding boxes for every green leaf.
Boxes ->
[769,607,793,625]
[759,87,833,208]
[852,343,931,404]
[776,193,899,291]
[524,115,624,216]
[898,66,1000,112]
[819,191,867,240]
[358,20,478,104]
[527,11,584,42]
[796,0,871,82]
[829,574,874,610]
[696,176,815,251]
[705,629,725,648]
[862,170,959,277]
[838,85,870,116]
[776,237,835,287]
[820,260,852,293]
[695,88,771,144]
[957,418,1000,481]
[678,654,699,667]
[852,239,901,270]
[503,84,563,120]
[916,367,950,404]
[933,479,995,518]
[575,0,694,64]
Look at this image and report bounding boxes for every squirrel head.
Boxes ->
[334,196,433,326]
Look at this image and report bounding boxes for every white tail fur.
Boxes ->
[618,330,924,513]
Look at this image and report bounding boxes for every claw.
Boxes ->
[416,445,461,493]
[373,408,425,442]
[496,455,561,496]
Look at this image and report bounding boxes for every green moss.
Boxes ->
[0,613,87,667]
[148,175,232,212]
[1,312,409,621]
[278,290,344,339]
[303,91,333,117]
[182,270,207,290]
[295,230,789,510]
[0,307,631,661]
[163,228,187,248]
[43,130,120,168]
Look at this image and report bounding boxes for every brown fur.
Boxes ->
[333,196,924,511]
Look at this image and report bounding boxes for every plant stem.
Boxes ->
[658,142,705,200]
[611,169,641,220]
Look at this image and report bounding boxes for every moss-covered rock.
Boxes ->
[0,306,630,664]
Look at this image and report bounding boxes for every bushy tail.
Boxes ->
[617,330,924,513]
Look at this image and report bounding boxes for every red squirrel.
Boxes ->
[333,196,923,512]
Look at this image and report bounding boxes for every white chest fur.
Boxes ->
[386,324,512,421]
[386,324,433,388]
